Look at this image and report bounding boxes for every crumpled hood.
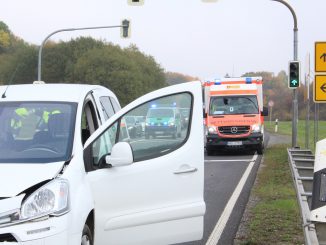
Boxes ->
[208,114,260,126]
[0,161,64,197]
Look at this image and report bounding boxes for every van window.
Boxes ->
[86,92,192,169]
[99,96,115,121]
[110,97,121,113]
[0,102,77,163]
[119,92,191,162]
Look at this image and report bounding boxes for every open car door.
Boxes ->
[83,81,205,245]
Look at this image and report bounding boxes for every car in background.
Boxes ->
[124,116,142,138]
[180,107,190,129]
[145,107,182,139]
[134,115,146,134]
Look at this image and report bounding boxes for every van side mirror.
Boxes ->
[106,142,133,167]
[261,106,269,117]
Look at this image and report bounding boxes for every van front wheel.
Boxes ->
[81,224,93,245]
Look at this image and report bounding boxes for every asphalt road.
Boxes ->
[179,134,269,245]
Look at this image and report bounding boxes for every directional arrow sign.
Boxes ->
[321,83,326,93]
[321,53,326,63]
[291,80,298,86]
[315,42,326,72]
[314,75,326,102]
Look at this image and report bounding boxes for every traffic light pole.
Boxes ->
[37,22,130,81]
[271,0,298,148]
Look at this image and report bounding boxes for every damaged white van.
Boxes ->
[0,82,205,245]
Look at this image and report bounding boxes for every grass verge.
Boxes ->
[235,144,304,244]
[265,120,326,152]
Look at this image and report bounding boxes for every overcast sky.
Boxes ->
[2,0,326,80]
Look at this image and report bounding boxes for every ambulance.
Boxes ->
[204,77,268,155]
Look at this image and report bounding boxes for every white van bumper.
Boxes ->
[0,213,79,244]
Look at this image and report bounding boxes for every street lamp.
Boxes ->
[270,0,299,148]
[37,20,130,81]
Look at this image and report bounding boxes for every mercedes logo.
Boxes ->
[231,127,238,134]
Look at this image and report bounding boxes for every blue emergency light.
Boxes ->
[214,79,221,85]
[245,77,252,84]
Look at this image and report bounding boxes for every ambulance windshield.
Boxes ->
[209,95,259,115]
[0,102,77,163]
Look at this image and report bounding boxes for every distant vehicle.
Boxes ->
[145,107,182,139]
[134,115,146,133]
[180,107,190,129]
[204,77,268,155]
[124,116,142,138]
[0,82,205,245]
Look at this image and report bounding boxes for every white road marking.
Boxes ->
[205,154,258,245]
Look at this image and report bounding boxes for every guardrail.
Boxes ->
[287,148,319,245]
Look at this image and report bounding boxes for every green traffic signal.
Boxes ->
[289,61,300,88]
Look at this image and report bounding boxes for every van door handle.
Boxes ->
[174,167,198,174]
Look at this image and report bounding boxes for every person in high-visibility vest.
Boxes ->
[11,107,29,133]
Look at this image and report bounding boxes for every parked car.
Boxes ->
[134,115,146,133]
[180,107,190,129]
[0,81,205,245]
[124,115,142,138]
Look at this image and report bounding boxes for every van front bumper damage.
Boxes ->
[205,132,263,151]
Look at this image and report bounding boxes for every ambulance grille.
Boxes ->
[218,126,250,135]
[0,233,17,242]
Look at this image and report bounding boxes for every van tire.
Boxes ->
[81,223,93,245]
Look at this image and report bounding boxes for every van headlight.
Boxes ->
[252,124,262,133]
[21,179,70,220]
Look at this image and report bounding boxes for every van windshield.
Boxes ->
[209,95,259,115]
[0,102,77,163]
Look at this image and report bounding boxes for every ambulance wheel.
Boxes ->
[257,143,264,155]
[206,147,214,156]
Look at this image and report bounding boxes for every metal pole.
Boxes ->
[37,24,128,81]
[314,103,318,146]
[271,0,298,148]
[305,73,310,149]
[305,54,310,149]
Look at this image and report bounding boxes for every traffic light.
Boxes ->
[127,0,144,6]
[121,19,130,38]
[288,61,300,88]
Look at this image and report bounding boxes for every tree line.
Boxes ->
[1,20,323,120]
[0,21,166,106]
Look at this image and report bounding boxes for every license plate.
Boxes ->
[227,141,242,146]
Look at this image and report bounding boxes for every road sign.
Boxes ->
[315,42,326,72]
[314,75,326,102]
[268,100,274,107]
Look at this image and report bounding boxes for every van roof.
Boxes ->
[0,83,112,103]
